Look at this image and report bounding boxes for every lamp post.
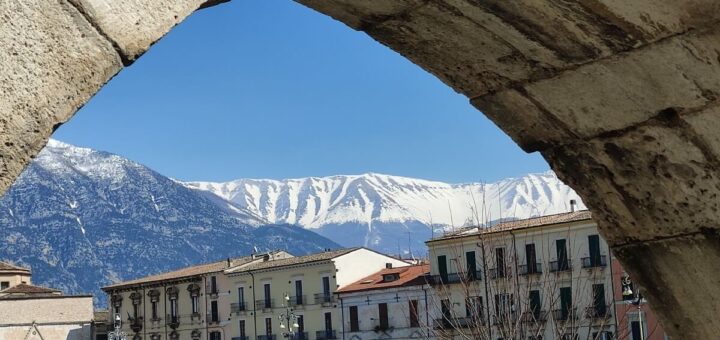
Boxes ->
[279,293,299,339]
[108,313,127,340]
[621,274,644,340]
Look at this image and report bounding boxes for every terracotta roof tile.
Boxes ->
[429,210,592,242]
[0,283,60,295]
[227,248,359,273]
[337,264,429,293]
[103,255,256,290]
[0,261,30,273]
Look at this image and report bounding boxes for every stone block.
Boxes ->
[67,0,226,62]
[0,0,122,195]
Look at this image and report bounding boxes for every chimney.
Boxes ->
[385,263,393,269]
[227,258,231,268]
[570,199,577,213]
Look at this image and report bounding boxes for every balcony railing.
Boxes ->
[292,332,309,340]
[166,314,180,329]
[584,306,611,319]
[581,255,608,268]
[206,284,220,298]
[316,330,337,340]
[129,316,143,332]
[207,312,220,324]
[519,263,543,275]
[549,260,573,272]
[289,295,306,307]
[433,318,452,329]
[552,308,578,321]
[314,293,336,305]
[521,311,548,324]
[232,337,249,340]
[231,302,247,313]
[255,299,275,310]
[456,316,484,328]
[492,313,518,325]
[257,335,276,340]
[488,267,511,279]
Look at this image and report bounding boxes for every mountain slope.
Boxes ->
[0,140,339,305]
[186,172,586,255]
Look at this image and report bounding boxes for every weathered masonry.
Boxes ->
[3,1,720,338]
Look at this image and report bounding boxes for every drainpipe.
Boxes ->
[510,230,523,337]
[339,296,346,340]
[423,287,430,339]
[164,283,168,339]
[609,249,620,336]
[205,276,209,340]
[250,272,257,339]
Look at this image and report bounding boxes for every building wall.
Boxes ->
[332,249,409,288]
[338,285,431,340]
[611,259,668,340]
[0,272,31,288]
[0,296,93,340]
[427,221,616,339]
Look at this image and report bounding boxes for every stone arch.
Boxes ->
[4,1,720,338]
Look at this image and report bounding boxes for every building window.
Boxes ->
[441,299,451,324]
[322,276,331,297]
[494,293,513,318]
[466,296,482,319]
[210,276,218,293]
[465,251,477,279]
[588,234,601,266]
[529,290,541,319]
[593,331,613,340]
[192,295,199,314]
[560,287,572,320]
[295,280,303,305]
[526,243,538,274]
[0,281,8,290]
[592,284,607,317]
[209,331,221,340]
[324,312,333,338]
[264,283,271,308]
[437,255,448,283]
[210,300,219,322]
[297,314,305,338]
[265,317,272,336]
[237,286,245,310]
[378,303,389,329]
[409,300,420,327]
[239,320,246,339]
[349,306,359,332]
[495,248,506,277]
[152,300,158,319]
[556,239,569,271]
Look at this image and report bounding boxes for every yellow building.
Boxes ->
[102,251,292,340]
[426,211,616,340]
[0,261,31,289]
[224,248,409,340]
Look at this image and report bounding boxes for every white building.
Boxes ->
[336,264,431,340]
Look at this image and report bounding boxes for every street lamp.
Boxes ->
[279,293,299,339]
[621,274,644,340]
[108,313,127,340]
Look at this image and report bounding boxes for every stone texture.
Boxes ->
[67,0,227,63]
[614,232,720,339]
[0,0,122,198]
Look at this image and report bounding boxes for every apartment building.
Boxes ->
[336,264,431,340]
[426,211,616,340]
[102,251,292,340]
[611,258,668,340]
[0,260,95,340]
[224,248,408,340]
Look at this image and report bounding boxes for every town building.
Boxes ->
[335,264,431,340]
[224,248,409,340]
[425,210,669,340]
[0,260,95,340]
[611,259,668,340]
[102,251,292,340]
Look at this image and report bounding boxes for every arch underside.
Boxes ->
[2,1,720,338]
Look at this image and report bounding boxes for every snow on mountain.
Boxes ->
[0,140,339,306]
[185,172,586,255]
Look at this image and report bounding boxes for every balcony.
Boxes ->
[257,335,276,340]
[129,316,143,332]
[255,299,275,311]
[492,313,518,325]
[581,255,607,269]
[488,267,510,279]
[231,302,247,314]
[289,295,306,308]
[456,316,483,328]
[206,284,220,299]
[519,263,543,276]
[584,306,611,320]
[549,260,572,273]
[433,318,452,329]
[521,311,548,324]
[551,308,578,322]
[207,312,220,324]
[314,293,336,306]
[316,330,337,340]
[232,337,249,340]
[292,332,309,340]
[166,314,180,329]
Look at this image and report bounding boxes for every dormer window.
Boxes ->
[382,273,400,282]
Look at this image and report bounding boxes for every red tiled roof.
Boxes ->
[429,210,593,242]
[0,261,30,274]
[0,283,60,295]
[337,264,429,294]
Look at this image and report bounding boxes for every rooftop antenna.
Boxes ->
[448,200,455,234]
[252,245,259,254]
[407,231,414,260]
[570,199,577,213]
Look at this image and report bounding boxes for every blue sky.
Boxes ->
[53,0,549,183]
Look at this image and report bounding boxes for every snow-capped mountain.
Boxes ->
[0,140,339,306]
[185,172,586,255]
